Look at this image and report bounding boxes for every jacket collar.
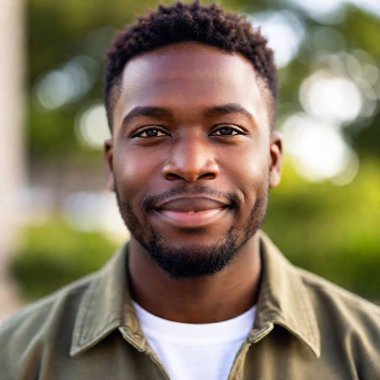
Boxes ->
[251,232,320,357]
[70,231,320,357]
[70,245,144,357]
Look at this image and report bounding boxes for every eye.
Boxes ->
[132,127,169,138]
[211,125,245,136]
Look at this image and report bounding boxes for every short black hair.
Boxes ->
[105,1,277,130]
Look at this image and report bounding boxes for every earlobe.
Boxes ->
[104,138,115,192]
[269,132,283,189]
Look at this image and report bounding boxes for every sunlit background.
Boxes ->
[1,0,379,320]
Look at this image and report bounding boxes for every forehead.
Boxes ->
[113,42,271,130]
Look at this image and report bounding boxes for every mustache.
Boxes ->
[142,185,241,212]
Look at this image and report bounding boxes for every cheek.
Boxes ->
[225,146,269,183]
[113,147,163,197]
[220,145,270,208]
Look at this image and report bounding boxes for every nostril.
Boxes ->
[199,173,216,180]
[164,172,183,181]
[164,171,216,182]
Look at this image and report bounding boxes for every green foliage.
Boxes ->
[12,220,118,300]
[264,158,380,304]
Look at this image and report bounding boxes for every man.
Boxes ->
[1,2,379,379]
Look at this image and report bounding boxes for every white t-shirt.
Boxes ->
[133,301,256,380]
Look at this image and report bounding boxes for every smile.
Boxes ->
[153,196,229,228]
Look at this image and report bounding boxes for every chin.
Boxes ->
[141,231,241,279]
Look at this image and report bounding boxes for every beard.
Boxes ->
[115,184,268,280]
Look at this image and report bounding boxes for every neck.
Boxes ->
[128,235,261,324]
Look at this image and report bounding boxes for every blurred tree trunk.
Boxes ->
[0,0,25,321]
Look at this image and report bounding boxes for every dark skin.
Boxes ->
[105,42,283,323]
[127,234,262,323]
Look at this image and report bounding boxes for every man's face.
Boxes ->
[105,42,282,279]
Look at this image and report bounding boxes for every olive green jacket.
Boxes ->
[1,232,379,380]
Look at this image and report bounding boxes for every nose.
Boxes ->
[162,136,220,182]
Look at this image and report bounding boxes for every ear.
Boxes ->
[269,131,283,188]
[104,138,115,192]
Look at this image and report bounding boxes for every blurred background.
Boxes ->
[1,0,379,321]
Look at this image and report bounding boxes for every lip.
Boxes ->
[155,196,229,211]
[153,196,230,228]
[154,208,227,228]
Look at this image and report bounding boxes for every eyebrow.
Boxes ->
[122,106,172,127]
[204,103,255,122]
[121,103,255,128]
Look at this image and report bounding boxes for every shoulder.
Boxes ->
[0,274,95,379]
[298,267,380,320]
[0,274,96,333]
[297,267,380,370]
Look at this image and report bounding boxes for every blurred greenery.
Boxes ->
[12,220,118,300]
[15,0,380,303]
[264,158,380,303]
